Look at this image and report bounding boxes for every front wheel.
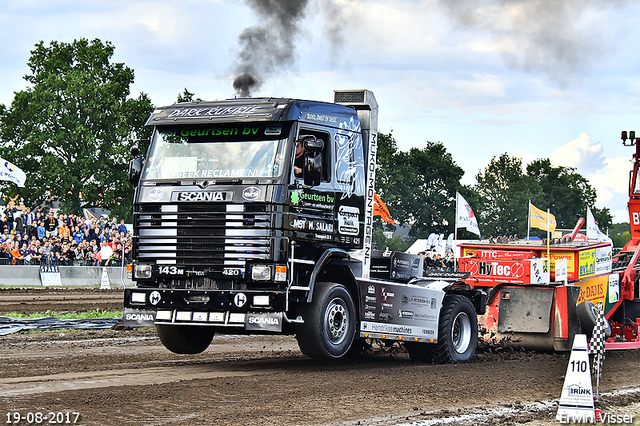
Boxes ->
[295,282,357,359]
[432,295,478,363]
[156,324,215,354]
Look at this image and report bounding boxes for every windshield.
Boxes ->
[142,123,290,180]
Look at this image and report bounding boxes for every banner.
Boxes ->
[456,192,480,236]
[530,203,556,232]
[0,157,26,187]
[373,192,395,225]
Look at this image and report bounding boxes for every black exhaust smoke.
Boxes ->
[233,0,309,97]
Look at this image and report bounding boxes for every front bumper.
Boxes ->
[124,288,289,331]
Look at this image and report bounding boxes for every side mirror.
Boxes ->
[128,144,144,186]
[128,157,143,186]
[297,135,324,151]
[304,152,322,187]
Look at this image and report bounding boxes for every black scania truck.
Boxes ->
[124,90,484,363]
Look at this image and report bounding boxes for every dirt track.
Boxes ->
[1,287,640,426]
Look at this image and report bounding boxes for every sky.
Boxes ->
[1,0,640,224]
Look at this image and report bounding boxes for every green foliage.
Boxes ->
[475,153,539,237]
[0,38,154,220]
[527,158,598,229]
[176,88,201,103]
[375,132,465,239]
[610,223,631,248]
[475,154,606,238]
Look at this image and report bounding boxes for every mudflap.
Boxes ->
[479,285,581,351]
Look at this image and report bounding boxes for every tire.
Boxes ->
[295,282,357,359]
[405,341,434,364]
[156,324,215,354]
[577,301,611,339]
[432,295,478,364]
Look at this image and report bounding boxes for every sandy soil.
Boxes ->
[1,287,639,426]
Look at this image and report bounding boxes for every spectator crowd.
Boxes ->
[0,205,132,267]
[420,250,455,271]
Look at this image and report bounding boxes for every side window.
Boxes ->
[295,129,331,183]
[335,131,354,185]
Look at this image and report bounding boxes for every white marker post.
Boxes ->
[100,267,111,289]
[556,334,595,423]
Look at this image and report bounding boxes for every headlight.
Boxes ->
[134,264,152,279]
[251,265,271,281]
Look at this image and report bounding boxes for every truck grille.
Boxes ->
[134,203,272,269]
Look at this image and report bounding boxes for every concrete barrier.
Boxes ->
[0,265,134,287]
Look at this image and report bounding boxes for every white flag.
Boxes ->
[456,192,480,236]
[586,207,599,240]
[0,158,26,187]
[587,206,613,243]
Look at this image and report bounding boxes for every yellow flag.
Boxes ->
[530,203,557,232]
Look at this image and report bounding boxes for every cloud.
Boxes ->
[551,133,605,174]
[437,0,630,86]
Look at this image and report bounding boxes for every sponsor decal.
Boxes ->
[576,275,608,305]
[264,125,282,136]
[467,249,536,259]
[378,312,394,322]
[364,295,377,303]
[364,311,376,319]
[292,190,335,210]
[234,293,247,307]
[248,316,280,325]
[381,287,395,300]
[550,251,576,274]
[40,264,62,286]
[397,310,414,319]
[148,187,164,201]
[123,308,156,328]
[245,313,283,332]
[242,186,260,200]
[167,105,261,118]
[338,205,359,235]
[578,249,596,279]
[289,216,334,233]
[305,112,339,123]
[40,264,60,273]
[595,246,612,275]
[172,191,228,202]
[367,285,375,294]
[608,274,620,304]
[149,291,161,306]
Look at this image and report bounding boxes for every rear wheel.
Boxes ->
[156,324,215,354]
[296,282,357,359]
[432,295,478,364]
[577,301,611,338]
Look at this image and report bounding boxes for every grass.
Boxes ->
[1,308,123,319]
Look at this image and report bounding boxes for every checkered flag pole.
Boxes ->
[588,306,607,400]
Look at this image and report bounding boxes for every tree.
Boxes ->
[0,38,154,219]
[375,132,465,238]
[475,153,541,238]
[526,159,601,229]
[475,155,609,238]
[176,88,201,103]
